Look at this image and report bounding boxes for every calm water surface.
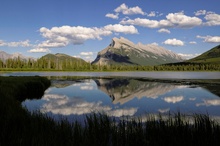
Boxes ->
[23,78,220,121]
[1,72,220,121]
[1,71,220,79]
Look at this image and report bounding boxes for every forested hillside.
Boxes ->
[0,56,219,71]
[187,44,220,64]
[0,54,90,71]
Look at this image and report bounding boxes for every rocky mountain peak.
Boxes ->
[92,37,183,66]
[110,37,135,48]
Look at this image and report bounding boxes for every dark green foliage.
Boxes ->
[0,53,90,71]
[158,63,220,71]
[0,76,51,101]
[40,53,88,70]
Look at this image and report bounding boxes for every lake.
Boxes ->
[2,71,220,79]
[1,71,220,122]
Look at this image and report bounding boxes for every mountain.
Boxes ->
[40,53,87,63]
[187,44,220,64]
[92,37,183,66]
[0,50,34,61]
[0,50,11,61]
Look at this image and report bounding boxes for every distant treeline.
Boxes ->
[0,57,220,71]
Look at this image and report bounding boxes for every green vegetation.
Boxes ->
[0,76,51,101]
[187,44,220,64]
[40,53,88,70]
[157,62,220,71]
[1,76,220,145]
[0,53,90,71]
[0,56,220,71]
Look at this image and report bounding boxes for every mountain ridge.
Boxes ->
[0,50,34,61]
[92,37,183,66]
[40,53,87,63]
[187,44,220,64]
[1,40,219,67]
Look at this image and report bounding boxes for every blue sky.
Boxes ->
[0,0,220,61]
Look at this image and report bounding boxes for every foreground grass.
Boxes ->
[0,76,220,145]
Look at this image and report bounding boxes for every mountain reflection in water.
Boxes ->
[22,77,220,121]
[94,78,179,104]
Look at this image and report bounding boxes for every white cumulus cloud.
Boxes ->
[194,10,207,16]
[28,48,51,53]
[150,42,159,46]
[114,3,145,15]
[80,52,93,56]
[105,13,119,19]
[197,35,220,43]
[177,53,200,59]
[166,12,202,28]
[163,38,184,46]
[120,18,160,28]
[204,12,220,26]
[77,52,95,62]
[0,40,31,47]
[120,12,202,29]
[147,11,163,17]
[158,28,170,34]
[38,40,68,48]
[39,26,112,46]
[104,24,138,34]
[0,40,6,46]
[189,41,197,44]
[147,11,156,17]
[33,24,138,52]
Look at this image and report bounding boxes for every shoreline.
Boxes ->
[1,71,220,79]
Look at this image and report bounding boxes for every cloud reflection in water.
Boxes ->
[163,96,184,104]
[196,99,220,107]
[41,94,138,117]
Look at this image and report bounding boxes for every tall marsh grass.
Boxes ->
[0,76,220,145]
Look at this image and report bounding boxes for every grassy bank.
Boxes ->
[0,76,220,145]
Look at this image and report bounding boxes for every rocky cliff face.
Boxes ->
[92,37,183,66]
